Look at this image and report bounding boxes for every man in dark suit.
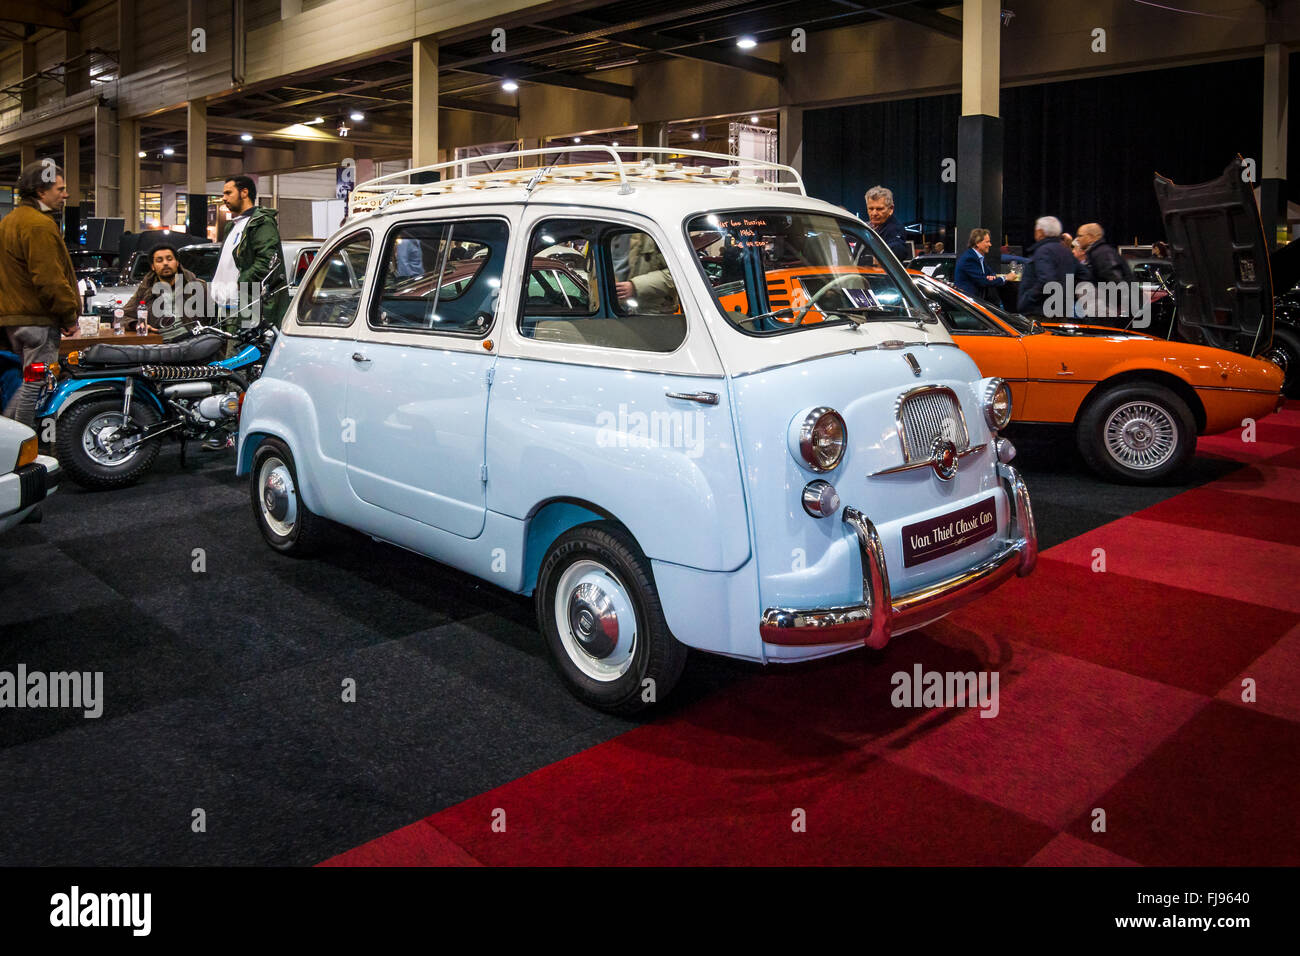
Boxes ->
[1017,216,1081,316]
[864,185,909,261]
[953,228,1007,303]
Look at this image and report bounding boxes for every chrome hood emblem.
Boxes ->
[903,353,922,376]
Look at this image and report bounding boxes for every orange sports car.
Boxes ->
[714,264,1284,483]
[912,273,1285,482]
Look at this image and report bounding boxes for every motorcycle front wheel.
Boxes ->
[55,395,163,490]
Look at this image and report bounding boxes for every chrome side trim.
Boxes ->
[730,340,959,379]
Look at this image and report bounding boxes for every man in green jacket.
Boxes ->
[210,175,288,342]
[0,160,79,425]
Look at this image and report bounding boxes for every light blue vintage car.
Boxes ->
[237,148,1036,713]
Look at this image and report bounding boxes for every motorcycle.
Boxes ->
[35,262,285,490]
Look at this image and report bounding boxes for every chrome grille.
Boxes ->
[897,386,969,462]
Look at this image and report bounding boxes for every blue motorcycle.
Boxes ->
[35,264,284,490]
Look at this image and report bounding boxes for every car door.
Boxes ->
[344,215,511,538]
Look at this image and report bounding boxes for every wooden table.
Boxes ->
[60,330,162,359]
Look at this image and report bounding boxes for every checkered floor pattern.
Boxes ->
[325,408,1300,866]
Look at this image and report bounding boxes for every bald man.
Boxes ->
[1076,223,1133,285]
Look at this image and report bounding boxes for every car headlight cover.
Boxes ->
[982,378,1013,430]
[794,407,847,472]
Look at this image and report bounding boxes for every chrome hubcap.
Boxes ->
[554,559,637,682]
[1104,401,1178,470]
[258,457,297,537]
[82,412,138,467]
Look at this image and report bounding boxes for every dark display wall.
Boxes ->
[804,56,1280,248]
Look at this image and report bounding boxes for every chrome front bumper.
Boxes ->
[760,462,1037,649]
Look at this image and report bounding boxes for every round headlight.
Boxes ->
[982,379,1013,431]
[797,407,847,472]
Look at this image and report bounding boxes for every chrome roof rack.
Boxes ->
[348,146,806,216]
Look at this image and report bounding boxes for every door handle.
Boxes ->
[352,353,369,363]
[665,390,719,405]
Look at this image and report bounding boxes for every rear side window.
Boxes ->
[296,231,372,327]
[371,219,508,335]
[518,218,686,353]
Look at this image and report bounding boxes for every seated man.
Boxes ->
[122,244,210,341]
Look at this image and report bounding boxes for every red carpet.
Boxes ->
[321,407,1300,866]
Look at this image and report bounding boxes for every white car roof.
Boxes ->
[344,180,859,231]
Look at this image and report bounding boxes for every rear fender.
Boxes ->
[41,378,166,419]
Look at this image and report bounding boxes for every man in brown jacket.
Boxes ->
[0,160,79,425]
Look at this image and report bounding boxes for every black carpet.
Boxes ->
[0,429,1233,865]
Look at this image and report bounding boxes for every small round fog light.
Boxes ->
[802,480,841,518]
[995,437,1016,463]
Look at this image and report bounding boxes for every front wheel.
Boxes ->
[536,522,687,714]
[55,395,162,489]
[1270,328,1300,398]
[1076,383,1196,484]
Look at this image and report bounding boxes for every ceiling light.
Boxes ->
[611,141,619,147]
[349,111,364,122]
[240,133,253,142]
[750,114,759,123]
[690,131,700,141]
[737,36,757,49]
[137,150,146,157]
[501,79,519,92]
[306,116,325,125]
[573,136,582,143]
[163,147,174,156]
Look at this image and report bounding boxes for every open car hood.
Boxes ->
[1154,157,1273,356]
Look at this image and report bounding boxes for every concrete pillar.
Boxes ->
[64,28,88,96]
[1261,42,1289,248]
[20,42,36,113]
[111,112,141,231]
[20,143,37,168]
[637,121,667,156]
[63,131,81,242]
[778,106,803,177]
[160,184,179,229]
[186,99,208,237]
[956,0,1003,252]
[281,0,302,17]
[118,0,137,77]
[413,38,439,173]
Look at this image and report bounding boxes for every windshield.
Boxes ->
[179,246,221,281]
[686,210,933,335]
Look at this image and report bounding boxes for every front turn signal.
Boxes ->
[17,436,38,468]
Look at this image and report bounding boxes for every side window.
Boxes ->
[295,232,372,327]
[923,285,998,334]
[519,218,686,353]
[371,219,509,334]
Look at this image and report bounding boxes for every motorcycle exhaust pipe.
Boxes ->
[161,382,216,399]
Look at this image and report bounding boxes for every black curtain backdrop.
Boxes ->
[803,56,1287,249]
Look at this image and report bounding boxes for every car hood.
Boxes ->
[1040,323,1153,340]
[1153,157,1273,357]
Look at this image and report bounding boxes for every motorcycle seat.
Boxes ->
[80,335,225,367]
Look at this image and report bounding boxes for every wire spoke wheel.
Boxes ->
[1103,401,1178,471]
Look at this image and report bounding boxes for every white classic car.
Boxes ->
[0,416,61,534]
[236,148,1037,713]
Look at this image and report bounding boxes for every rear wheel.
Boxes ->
[536,522,687,714]
[55,395,162,489]
[250,438,328,556]
[1076,383,1196,484]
